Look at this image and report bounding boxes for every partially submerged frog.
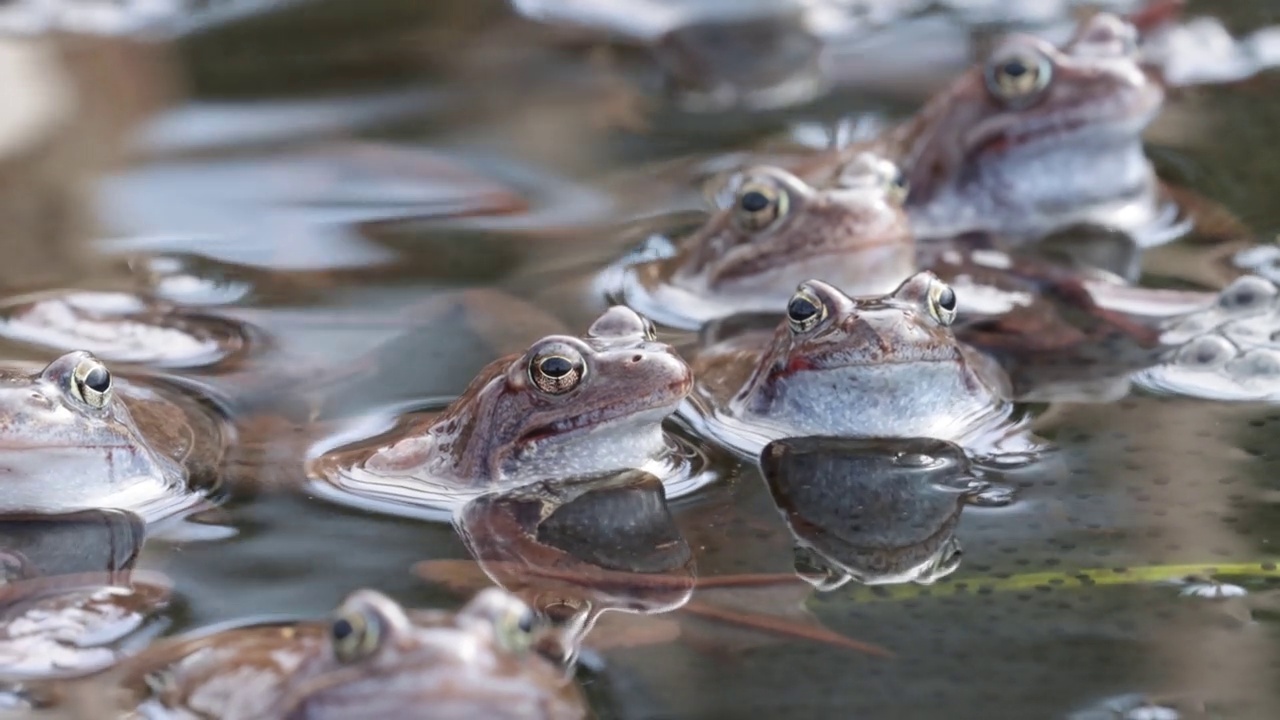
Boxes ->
[102,588,589,720]
[0,287,251,368]
[617,154,915,329]
[1134,275,1280,401]
[0,351,228,524]
[306,306,701,518]
[683,272,1031,461]
[756,12,1178,245]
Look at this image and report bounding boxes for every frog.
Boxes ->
[615,153,916,330]
[305,305,699,518]
[0,350,228,524]
[1132,274,1280,401]
[98,587,590,720]
[684,12,1181,248]
[682,272,1032,461]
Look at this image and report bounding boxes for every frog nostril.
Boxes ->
[631,355,643,364]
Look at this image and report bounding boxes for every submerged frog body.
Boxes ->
[618,155,915,329]
[793,13,1171,244]
[0,289,249,368]
[1134,275,1280,401]
[684,272,1025,459]
[112,588,589,720]
[0,351,226,523]
[307,306,697,516]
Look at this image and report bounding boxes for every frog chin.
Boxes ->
[504,413,675,483]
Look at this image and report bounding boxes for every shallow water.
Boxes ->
[3,0,1280,718]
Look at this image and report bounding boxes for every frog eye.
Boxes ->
[329,605,382,664]
[926,280,958,325]
[886,167,909,204]
[639,314,658,341]
[529,347,586,395]
[493,599,540,655]
[732,178,789,233]
[984,50,1052,104]
[786,288,826,333]
[70,356,113,409]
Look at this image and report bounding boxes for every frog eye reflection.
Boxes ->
[733,179,789,233]
[529,349,586,395]
[786,289,826,333]
[984,51,1052,103]
[926,280,958,326]
[70,356,112,409]
[330,607,382,664]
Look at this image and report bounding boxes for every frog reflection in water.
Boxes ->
[781,12,1172,243]
[0,351,225,523]
[309,306,693,508]
[686,272,1022,458]
[621,153,915,329]
[112,588,588,720]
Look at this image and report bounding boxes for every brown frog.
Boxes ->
[754,12,1175,245]
[684,272,1030,461]
[306,306,696,517]
[618,153,915,329]
[0,350,228,524]
[95,588,589,720]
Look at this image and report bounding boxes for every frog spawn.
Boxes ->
[1134,275,1280,401]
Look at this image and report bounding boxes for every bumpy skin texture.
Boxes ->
[797,12,1163,241]
[121,588,590,720]
[350,306,692,487]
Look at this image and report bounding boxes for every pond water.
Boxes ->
[2,0,1280,718]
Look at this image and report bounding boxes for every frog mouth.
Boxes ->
[515,381,689,446]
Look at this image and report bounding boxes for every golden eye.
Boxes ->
[786,288,826,333]
[927,280,958,326]
[732,179,789,233]
[984,51,1052,103]
[330,607,381,664]
[70,356,112,409]
[528,349,585,395]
